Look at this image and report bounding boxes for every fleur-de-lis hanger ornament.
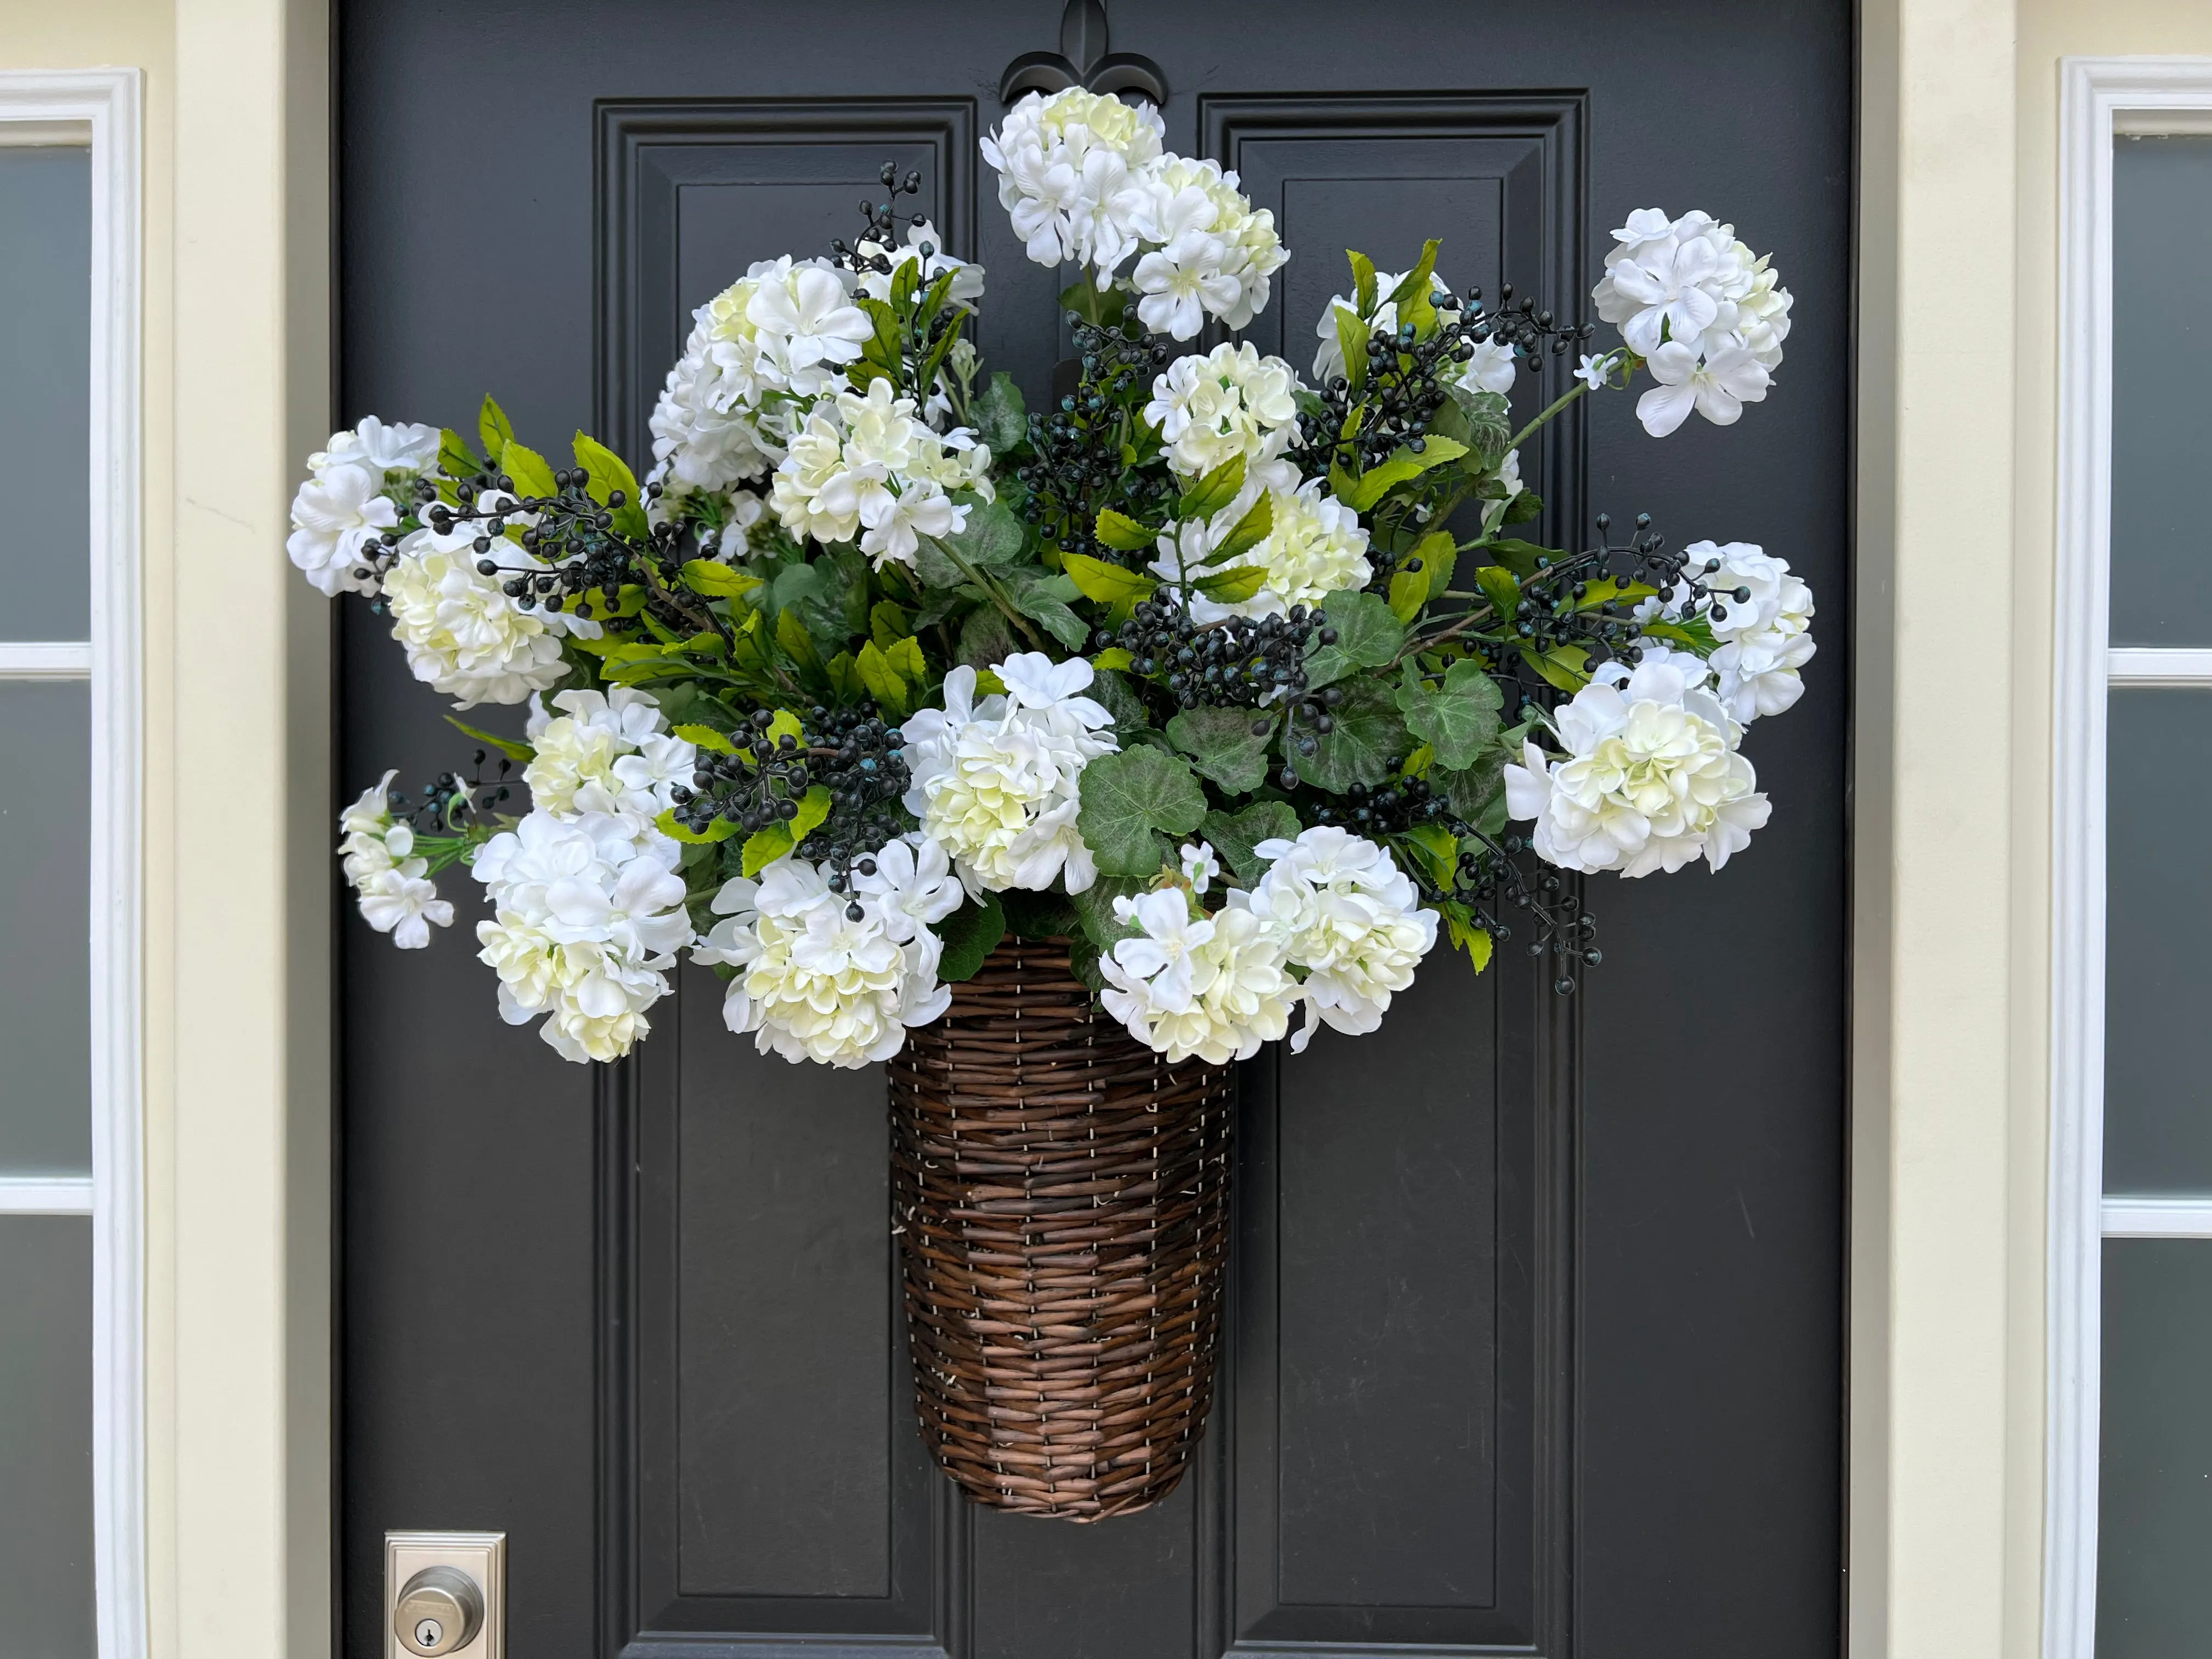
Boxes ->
[999,0,1169,107]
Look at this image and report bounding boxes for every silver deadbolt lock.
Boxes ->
[394,1565,483,1655]
[386,1531,505,1659]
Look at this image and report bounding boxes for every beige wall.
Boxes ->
[2,0,2208,1653]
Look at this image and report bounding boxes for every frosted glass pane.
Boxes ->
[0,680,90,1172]
[2103,686,2212,1191]
[0,1215,93,1658]
[0,146,91,641]
[2110,136,2212,646]
[2100,1239,2212,1657]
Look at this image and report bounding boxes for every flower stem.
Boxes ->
[923,535,1046,651]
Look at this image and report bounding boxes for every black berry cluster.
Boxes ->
[829,162,929,275]
[1097,600,1325,709]
[1015,317,1177,561]
[1297,774,1449,836]
[669,704,913,884]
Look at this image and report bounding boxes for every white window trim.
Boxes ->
[0,67,144,1659]
[2049,55,2212,1659]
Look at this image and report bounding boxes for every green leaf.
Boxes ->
[1393,658,1503,770]
[444,714,534,763]
[1519,644,1592,692]
[788,784,833,847]
[935,893,1006,982]
[573,432,649,535]
[1334,304,1372,393]
[1577,579,1658,613]
[1007,572,1091,651]
[856,639,911,718]
[672,723,737,754]
[438,427,478,481]
[1348,249,1378,318]
[1062,551,1159,605]
[1302,589,1406,688]
[870,599,911,650]
[1094,508,1158,552]
[1167,705,1276,793]
[913,535,968,589]
[1069,874,1148,949]
[1399,821,1462,889]
[1091,646,1135,673]
[1641,614,1720,656]
[498,438,558,503]
[826,650,864,701]
[885,635,926,684]
[1002,889,1081,941]
[1076,746,1209,877]
[775,607,823,675]
[654,807,741,846]
[740,822,795,876]
[1176,452,1247,521]
[1445,905,1494,972]
[1440,745,1510,827]
[1200,802,1302,886]
[1087,668,1152,736]
[1474,563,1522,619]
[1440,385,1513,463]
[1205,491,1273,565]
[957,604,1020,670]
[1482,538,1555,579]
[1502,487,1543,526]
[1191,564,1270,604]
[973,371,1028,453]
[680,558,760,600]
[478,395,514,463]
[1298,678,1409,793]
[1344,436,1469,512]
[943,497,1027,569]
[1385,240,1443,325]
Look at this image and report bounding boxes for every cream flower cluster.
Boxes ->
[691,838,962,1068]
[1503,656,1770,878]
[1098,887,1298,1065]
[854,218,984,308]
[523,686,698,825]
[899,653,1119,894]
[981,90,1286,340]
[286,417,439,597]
[471,810,693,1063]
[381,501,599,708]
[1142,341,1301,482]
[1311,269,1519,400]
[768,378,993,568]
[1149,478,1373,624]
[1592,208,1792,437]
[1635,540,1818,722]
[337,771,454,950]
[1244,827,1438,1051]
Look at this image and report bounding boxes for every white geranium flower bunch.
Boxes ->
[899,654,1119,894]
[692,838,962,1068]
[471,811,694,1063]
[1593,207,1793,437]
[983,89,1286,340]
[299,140,1813,1070]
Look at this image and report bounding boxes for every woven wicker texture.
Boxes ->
[888,936,1236,1521]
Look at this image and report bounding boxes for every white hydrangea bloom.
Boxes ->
[1142,342,1302,480]
[899,654,1118,894]
[1591,208,1791,437]
[1149,478,1372,623]
[382,510,597,708]
[767,379,990,568]
[287,461,398,597]
[1502,656,1770,878]
[1128,155,1287,339]
[981,88,1166,273]
[336,770,454,950]
[307,416,442,478]
[691,848,953,1069]
[1243,827,1438,1052]
[1098,888,1297,1065]
[523,686,698,825]
[854,218,985,308]
[1635,540,1816,722]
[1311,268,1515,399]
[471,810,693,1064]
[648,349,775,496]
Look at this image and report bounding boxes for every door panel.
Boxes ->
[339,5,1848,1656]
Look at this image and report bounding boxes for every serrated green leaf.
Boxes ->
[1094,508,1158,552]
[438,427,478,482]
[1303,589,1406,688]
[1092,646,1135,673]
[1482,538,1555,579]
[1344,436,1469,512]
[957,604,1019,670]
[1086,668,1151,735]
[772,608,821,676]
[1440,746,1510,827]
[1176,452,1246,521]
[1445,905,1494,972]
[1395,658,1504,770]
[1167,704,1276,793]
[885,635,926,683]
[499,438,558,503]
[1062,551,1158,605]
[654,806,740,845]
[1069,874,1148,950]
[672,723,737,754]
[1386,240,1442,326]
[1205,491,1273,565]
[1641,614,1719,655]
[1577,579,1658,613]
[478,395,514,462]
[1297,678,1409,793]
[870,600,911,650]
[1474,563,1522,619]
[1075,746,1209,877]
[1191,564,1271,604]
[1519,644,1591,692]
[572,431,641,507]
[1200,802,1302,886]
[826,649,864,701]
[1348,249,1378,318]
[935,893,1006,982]
[1007,572,1091,651]
[740,822,795,876]
[788,783,833,846]
[680,558,760,600]
[856,639,911,717]
[973,371,1027,453]
[1399,821,1462,889]
[1334,303,1372,393]
[443,714,534,763]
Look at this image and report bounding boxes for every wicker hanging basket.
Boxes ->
[887,936,1236,1521]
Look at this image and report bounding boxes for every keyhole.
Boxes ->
[415,1617,443,1649]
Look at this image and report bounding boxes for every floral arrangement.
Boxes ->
[295,88,1813,1070]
